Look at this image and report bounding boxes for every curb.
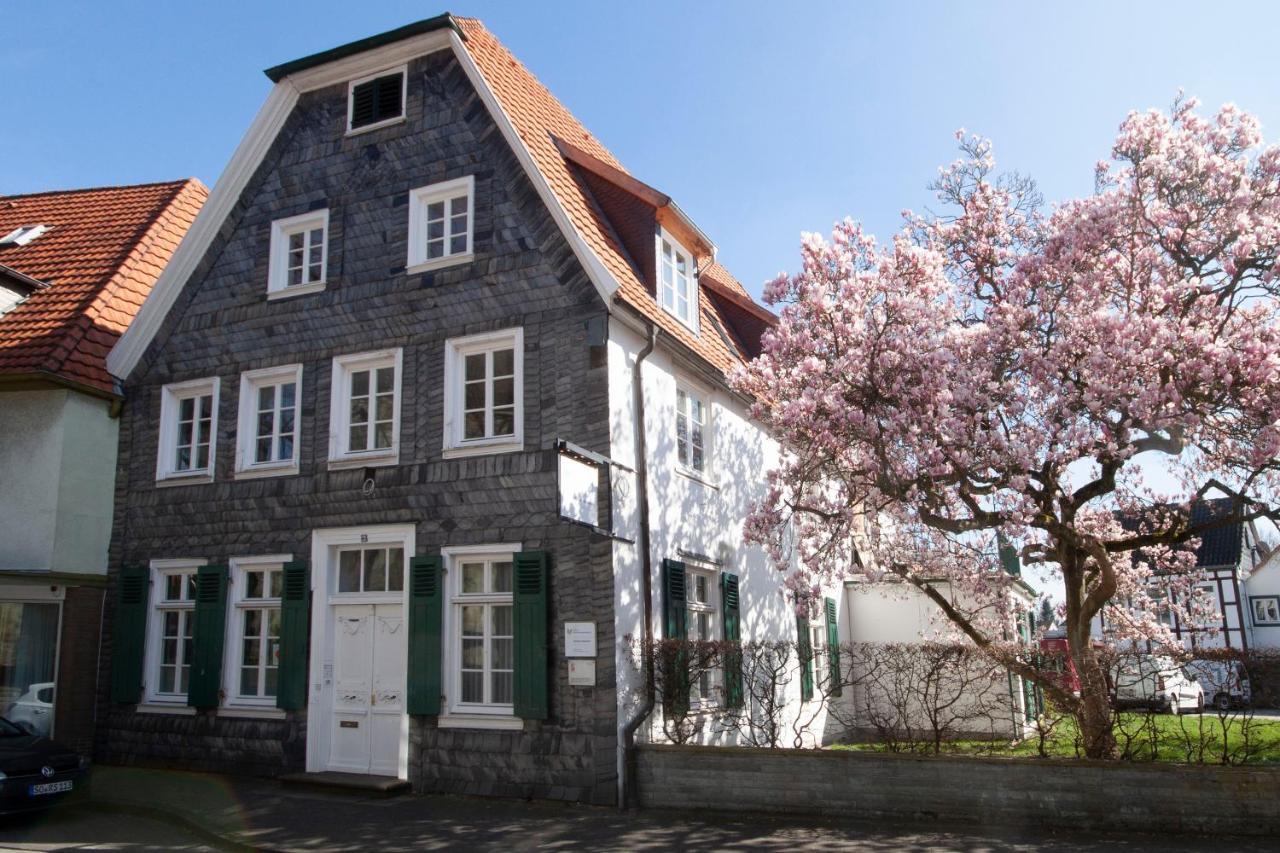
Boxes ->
[73,798,275,853]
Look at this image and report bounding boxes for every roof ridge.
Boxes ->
[0,178,197,204]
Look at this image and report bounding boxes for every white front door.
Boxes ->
[328,602,405,775]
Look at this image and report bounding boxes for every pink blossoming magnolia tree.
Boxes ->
[734,98,1280,758]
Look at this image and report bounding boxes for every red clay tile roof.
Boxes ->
[0,180,207,395]
[455,17,771,377]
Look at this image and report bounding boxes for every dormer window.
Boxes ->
[0,225,49,247]
[658,231,697,332]
[347,66,406,133]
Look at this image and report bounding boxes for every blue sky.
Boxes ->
[4,1,1278,300]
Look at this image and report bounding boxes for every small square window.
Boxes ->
[443,328,523,458]
[157,378,219,482]
[407,176,475,273]
[329,350,402,467]
[268,210,329,298]
[347,67,406,133]
[1252,596,1280,626]
[235,364,302,478]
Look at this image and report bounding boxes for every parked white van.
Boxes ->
[1184,660,1251,711]
[1112,656,1205,714]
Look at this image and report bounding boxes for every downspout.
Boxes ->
[619,322,658,810]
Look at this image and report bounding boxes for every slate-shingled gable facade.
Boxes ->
[100,44,617,803]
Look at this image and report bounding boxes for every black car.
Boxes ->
[0,717,89,815]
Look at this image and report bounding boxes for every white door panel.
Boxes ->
[369,605,406,776]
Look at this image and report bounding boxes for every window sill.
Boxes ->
[436,712,523,731]
[136,702,196,716]
[218,705,287,720]
[346,116,406,137]
[155,472,214,488]
[676,467,719,490]
[234,463,301,481]
[405,253,475,276]
[442,440,523,460]
[327,452,400,471]
[267,281,327,300]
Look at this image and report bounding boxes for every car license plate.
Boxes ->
[29,780,72,796]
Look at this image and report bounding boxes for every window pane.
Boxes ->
[461,563,484,594]
[264,667,278,698]
[349,396,369,425]
[376,367,395,394]
[240,667,257,697]
[427,201,445,220]
[256,437,272,463]
[491,670,512,705]
[245,572,264,599]
[450,195,468,215]
[492,561,513,593]
[695,575,707,603]
[277,435,293,461]
[492,637,513,671]
[243,608,261,636]
[269,571,283,598]
[492,348,514,376]
[428,219,445,240]
[461,638,484,669]
[449,234,467,255]
[364,549,386,591]
[464,353,485,381]
[492,378,514,407]
[374,423,393,449]
[461,605,484,635]
[349,425,368,451]
[338,551,360,592]
[492,605,513,637]
[159,666,175,694]
[492,409,514,437]
[243,637,260,667]
[165,575,183,601]
[461,671,483,704]
[464,381,485,411]
[351,370,369,397]
[161,637,177,666]
[179,397,194,420]
[387,549,404,592]
[257,410,274,439]
[280,382,295,408]
[464,412,485,440]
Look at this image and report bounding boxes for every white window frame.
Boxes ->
[657,228,698,333]
[438,544,523,730]
[675,378,714,483]
[406,175,475,274]
[442,328,523,459]
[223,555,290,712]
[235,364,303,479]
[328,349,403,469]
[346,65,407,136]
[686,566,720,709]
[143,558,205,705]
[1252,596,1280,627]
[267,209,329,299]
[156,377,219,484]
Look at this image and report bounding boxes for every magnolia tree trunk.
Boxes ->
[1063,561,1118,760]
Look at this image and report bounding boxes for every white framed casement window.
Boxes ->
[686,567,719,708]
[442,328,523,458]
[267,210,329,298]
[675,380,712,480]
[143,559,204,705]
[235,364,302,478]
[156,377,219,484]
[347,65,407,135]
[657,229,698,332]
[1252,596,1280,627]
[439,544,522,729]
[406,176,474,273]
[224,556,288,710]
[328,349,402,468]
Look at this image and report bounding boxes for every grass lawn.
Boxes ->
[832,712,1280,764]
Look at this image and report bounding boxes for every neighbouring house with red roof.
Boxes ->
[0,180,206,753]
[96,14,858,805]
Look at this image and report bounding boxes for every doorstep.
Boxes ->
[278,771,411,796]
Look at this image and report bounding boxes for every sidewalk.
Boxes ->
[75,765,1254,852]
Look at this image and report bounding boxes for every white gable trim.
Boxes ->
[108,27,619,381]
[446,31,618,308]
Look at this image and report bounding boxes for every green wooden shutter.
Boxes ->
[797,612,814,702]
[276,560,310,711]
[662,559,690,716]
[824,597,841,697]
[188,564,229,709]
[514,551,549,720]
[407,555,444,716]
[721,573,743,709]
[111,564,149,704]
[662,559,688,640]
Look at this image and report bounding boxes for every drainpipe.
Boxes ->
[618,322,658,810]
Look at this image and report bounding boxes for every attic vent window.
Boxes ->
[0,225,49,247]
[658,230,698,333]
[347,67,406,133]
